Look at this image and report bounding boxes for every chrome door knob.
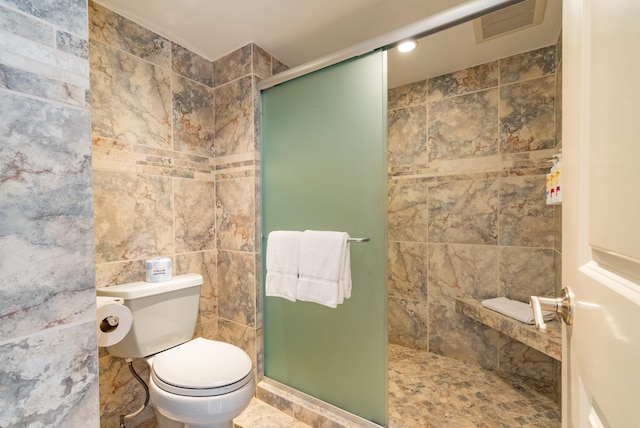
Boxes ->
[529,287,575,332]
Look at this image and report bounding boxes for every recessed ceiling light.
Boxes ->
[397,40,417,53]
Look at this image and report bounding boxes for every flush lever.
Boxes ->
[529,287,574,332]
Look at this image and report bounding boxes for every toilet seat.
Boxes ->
[151,337,253,397]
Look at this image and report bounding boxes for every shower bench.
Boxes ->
[454,298,562,361]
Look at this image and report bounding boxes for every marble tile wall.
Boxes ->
[387,44,561,385]
[0,0,98,426]
[0,1,563,425]
[88,3,287,426]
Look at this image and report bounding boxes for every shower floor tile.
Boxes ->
[234,345,560,428]
[389,344,561,428]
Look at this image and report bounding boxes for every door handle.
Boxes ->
[529,287,574,332]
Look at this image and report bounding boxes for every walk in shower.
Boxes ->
[385,12,563,426]
[261,2,563,427]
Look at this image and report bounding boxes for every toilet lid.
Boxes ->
[151,338,253,396]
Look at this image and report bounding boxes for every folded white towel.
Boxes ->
[265,231,302,302]
[297,230,351,308]
[481,296,556,325]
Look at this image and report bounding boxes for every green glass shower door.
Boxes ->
[261,51,387,426]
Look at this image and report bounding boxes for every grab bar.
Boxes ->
[263,234,370,243]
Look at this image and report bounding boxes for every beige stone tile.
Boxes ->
[214,75,255,156]
[216,177,256,251]
[500,45,557,85]
[499,76,556,154]
[171,42,213,87]
[388,345,560,427]
[93,170,174,263]
[428,61,498,101]
[427,89,499,161]
[214,44,252,87]
[388,80,426,110]
[427,178,499,245]
[89,40,172,149]
[499,174,555,247]
[388,180,429,242]
[388,241,429,300]
[89,1,170,67]
[427,243,499,300]
[174,178,216,252]
[171,73,215,156]
[388,105,427,166]
[218,250,256,326]
[388,297,429,349]
[499,247,555,301]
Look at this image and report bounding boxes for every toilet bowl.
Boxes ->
[96,274,255,428]
[148,337,255,428]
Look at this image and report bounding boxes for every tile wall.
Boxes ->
[0,0,98,426]
[0,0,563,424]
[387,43,562,384]
[88,2,286,426]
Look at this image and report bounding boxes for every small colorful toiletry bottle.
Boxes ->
[554,153,562,204]
[546,167,553,204]
[546,158,557,204]
[546,152,562,205]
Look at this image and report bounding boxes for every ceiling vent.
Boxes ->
[473,0,547,43]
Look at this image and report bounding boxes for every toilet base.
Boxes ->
[150,373,255,428]
[155,409,233,428]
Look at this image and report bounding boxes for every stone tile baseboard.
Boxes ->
[256,379,384,428]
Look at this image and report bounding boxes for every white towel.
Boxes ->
[297,230,352,308]
[265,231,302,302]
[481,296,556,324]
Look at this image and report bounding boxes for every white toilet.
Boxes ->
[97,273,255,428]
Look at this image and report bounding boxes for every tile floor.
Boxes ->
[234,397,313,428]
[388,344,560,428]
[236,344,561,428]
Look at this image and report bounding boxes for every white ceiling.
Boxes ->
[93,0,562,88]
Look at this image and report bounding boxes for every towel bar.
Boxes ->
[262,234,369,243]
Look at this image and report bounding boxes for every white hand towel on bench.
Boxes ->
[297,230,351,308]
[265,231,302,302]
[481,296,556,324]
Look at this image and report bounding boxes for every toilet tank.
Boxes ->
[97,273,203,358]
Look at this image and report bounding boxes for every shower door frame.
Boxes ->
[260,51,389,426]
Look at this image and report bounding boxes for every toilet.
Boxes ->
[97,273,255,428]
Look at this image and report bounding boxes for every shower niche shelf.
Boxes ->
[455,298,561,361]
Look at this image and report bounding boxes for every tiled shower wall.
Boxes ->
[387,44,562,383]
[0,0,98,426]
[88,3,286,426]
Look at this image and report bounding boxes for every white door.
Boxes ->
[563,0,640,426]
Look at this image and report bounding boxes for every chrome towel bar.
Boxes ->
[262,234,369,243]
